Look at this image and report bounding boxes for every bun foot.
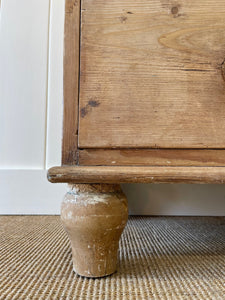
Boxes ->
[61,184,128,278]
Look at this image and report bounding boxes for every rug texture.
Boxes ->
[0,216,225,300]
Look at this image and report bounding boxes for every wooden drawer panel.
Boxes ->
[79,0,225,149]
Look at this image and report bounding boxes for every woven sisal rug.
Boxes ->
[0,216,225,299]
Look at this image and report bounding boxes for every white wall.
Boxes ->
[0,0,66,215]
[0,0,225,215]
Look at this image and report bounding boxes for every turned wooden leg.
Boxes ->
[61,184,128,278]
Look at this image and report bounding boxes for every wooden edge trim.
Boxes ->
[62,0,81,164]
[47,166,225,184]
[78,149,225,166]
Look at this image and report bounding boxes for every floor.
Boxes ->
[0,216,225,299]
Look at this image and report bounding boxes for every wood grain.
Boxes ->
[62,0,80,164]
[79,149,225,166]
[79,0,225,149]
[48,166,225,184]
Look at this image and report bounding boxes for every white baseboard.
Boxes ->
[1,170,225,215]
[122,184,225,216]
[0,170,66,215]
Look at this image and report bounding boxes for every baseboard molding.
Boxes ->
[1,170,225,215]
[0,170,66,214]
[122,183,225,216]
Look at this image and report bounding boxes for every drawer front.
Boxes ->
[78,0,225,149]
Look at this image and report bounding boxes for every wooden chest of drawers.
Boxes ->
[48,0,225,277]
